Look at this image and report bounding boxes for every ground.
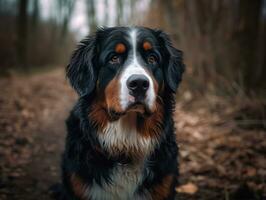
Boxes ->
[0,68,265,200]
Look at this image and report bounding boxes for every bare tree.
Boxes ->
[116,0,123,25]
[86,0,97,33]
[255,0,266,88]
[152,0,265,91]
[57,0,75,38]
[104,0,109,26]
[17,0,28,68]
[31,0,39,31]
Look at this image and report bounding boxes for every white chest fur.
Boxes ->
[98,113,157,156]
[87,162,150,200]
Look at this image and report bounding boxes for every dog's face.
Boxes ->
[97,27,164,116]
[67,27,184,119]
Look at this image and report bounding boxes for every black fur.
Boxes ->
[66,36,97,96]
[156,31,185,92]
[61,27,185,200]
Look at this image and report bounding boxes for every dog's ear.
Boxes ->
[66,35,97,96]
[156,30,185,93]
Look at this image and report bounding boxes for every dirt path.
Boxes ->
[0,69,76,200]
[0,68,265,200]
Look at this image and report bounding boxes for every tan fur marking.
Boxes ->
[151,175,174,200]
[105,77,123,113]
[115,43,126,54]
[89,99,109,131]
[89,76,123,131]
[70,173,87,199]
[137,99,164,139]
[150,74,159,113]
[143,41,152,51]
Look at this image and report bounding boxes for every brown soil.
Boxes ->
[0,68,265,200]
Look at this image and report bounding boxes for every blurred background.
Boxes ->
[1,0,266,93]
[0,0,265,200]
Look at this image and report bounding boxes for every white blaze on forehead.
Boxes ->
[119,28,156,111]
[130,29,137,61]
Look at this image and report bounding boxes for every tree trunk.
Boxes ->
[116,0,123,25]
[238,0,262,90]
[87,0,97,33]
[255,0,266,89]
[60,0,75,38]
[17,0,28,68]
[31,0,39,31]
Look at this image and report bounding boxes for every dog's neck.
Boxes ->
[97,112,158,158]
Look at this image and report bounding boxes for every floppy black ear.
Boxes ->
[66,35,97,96]
[157,31,185,92]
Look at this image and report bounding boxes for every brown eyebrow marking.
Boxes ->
[143,41,152,51]
[115,43,126,54]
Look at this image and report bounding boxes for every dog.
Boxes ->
[62,26,185,200]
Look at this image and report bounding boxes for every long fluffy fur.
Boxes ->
[61,26,185,200]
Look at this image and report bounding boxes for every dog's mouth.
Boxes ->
[127,101,149,114]
[108,102,152,121]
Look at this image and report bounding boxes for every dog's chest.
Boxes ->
[88,163,147,200]
[87,114,155,199]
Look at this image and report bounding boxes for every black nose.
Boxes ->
[127,75,149,99]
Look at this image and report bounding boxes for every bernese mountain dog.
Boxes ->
[62,26,185,200]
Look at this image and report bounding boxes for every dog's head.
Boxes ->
[67,27,184,119]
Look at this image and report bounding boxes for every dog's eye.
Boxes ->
[147,55,157,64]
[110,55,120,64]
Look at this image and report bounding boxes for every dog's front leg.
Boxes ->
[148,174,177,200]
[63,172,91,200]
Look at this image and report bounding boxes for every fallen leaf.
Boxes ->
[176,182,198,194]
[244,167,257,177]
